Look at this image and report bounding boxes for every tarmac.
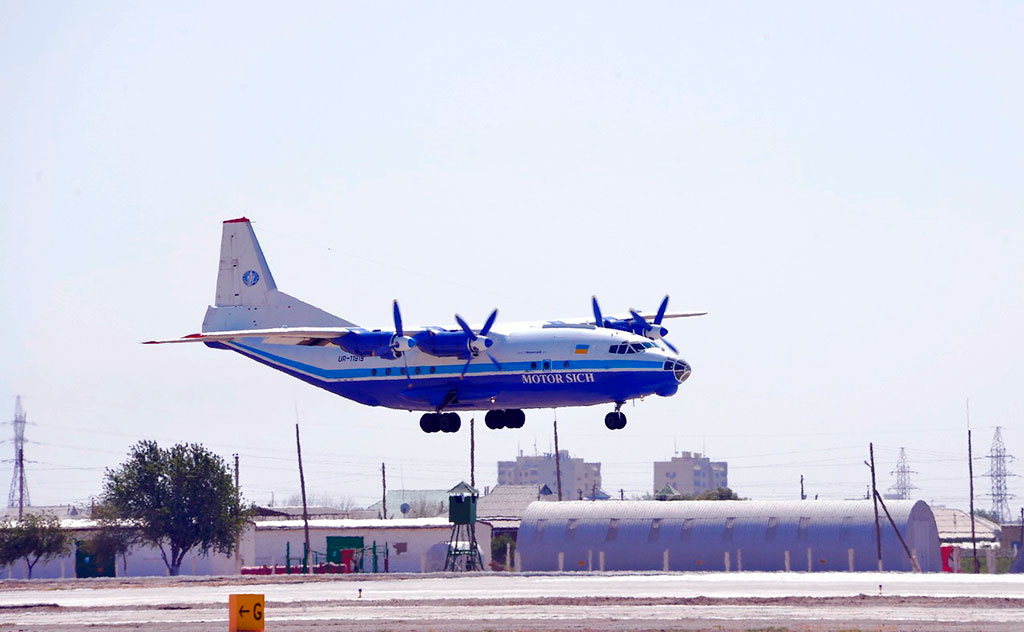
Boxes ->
[2,571,1024,631]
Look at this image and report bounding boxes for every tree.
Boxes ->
[89,503,141,576]
[0,512,71,578]
[101,441,248,576]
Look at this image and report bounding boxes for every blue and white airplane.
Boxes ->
[147,218,705,433]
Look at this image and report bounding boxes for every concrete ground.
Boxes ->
[2,571,1024,631]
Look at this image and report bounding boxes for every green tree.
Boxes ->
[89,503,141,576]
[101,441,248,576]
[0,512,71,578]
[689,487,743,501]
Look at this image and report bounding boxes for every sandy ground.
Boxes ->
[2,572,1024,631]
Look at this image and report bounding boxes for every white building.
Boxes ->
[653,452,727,495]
[498,451,601,500]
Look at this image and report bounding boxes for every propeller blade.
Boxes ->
[455,314,477,340]
[654,295,669,325]
[629,309,650,332]
[393,299,404,337]
[459,356,473,378]
[592,296,604,327]
[480,309,498,336]
[662,338,679,354]
[486,352,503,371]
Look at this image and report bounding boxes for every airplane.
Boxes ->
[146,218,705,433]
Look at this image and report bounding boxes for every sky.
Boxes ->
[1,2,1022,516]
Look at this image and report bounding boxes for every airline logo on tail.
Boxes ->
[242,270,260,287]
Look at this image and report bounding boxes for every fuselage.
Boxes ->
[211,322,691,412]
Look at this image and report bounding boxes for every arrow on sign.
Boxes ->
[239,606,250,616]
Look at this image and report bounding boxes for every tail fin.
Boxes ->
[215,218,277,307]
[202,218,355,332]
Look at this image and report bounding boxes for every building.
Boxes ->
[931,507,1000,546]
[498,451,601,500]
[252,517,491,572]
[3,518,254,580]
[653,452,727,495]
[517,499,941,572]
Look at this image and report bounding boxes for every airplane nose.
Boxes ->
[663,360,691,383]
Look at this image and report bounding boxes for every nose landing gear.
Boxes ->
[484,409,526,429]
[604,402,627,430]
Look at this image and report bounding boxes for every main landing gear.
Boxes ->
[604,402,627,430]
[484,409,526,430]
[419,412,461,433]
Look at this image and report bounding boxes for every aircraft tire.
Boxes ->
[441,412,461,433]
[484,409,505,429]
[420,413,441,433]
[507,409,526,428]
[604,411,626,430]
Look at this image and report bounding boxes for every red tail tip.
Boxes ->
[223,217,251,224]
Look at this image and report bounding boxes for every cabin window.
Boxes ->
[429,366,436,373]
[371,369,378,376]
[563,361,570,368]
[385,368,392,375]
[414,367,421,374]
[400,367,406,375]
[542,360,550,370]
[531,362,537,369]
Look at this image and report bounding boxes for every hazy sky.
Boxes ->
[2,2,1022,514]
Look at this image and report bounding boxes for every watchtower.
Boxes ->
[444,481,483,571]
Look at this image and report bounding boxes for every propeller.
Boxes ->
[593,294,680,354]
[390,300,416,355]
[455,309,502,378]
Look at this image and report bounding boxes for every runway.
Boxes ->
[2,572,1023,631]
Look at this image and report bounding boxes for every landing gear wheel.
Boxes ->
[440,412,462,433]
[420,413,441,433]
[604,411,627,430]
[485,409,505,429]
[507,409,526,428]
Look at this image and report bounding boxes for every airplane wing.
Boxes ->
[143,327,361,346]
[544,310,707,327]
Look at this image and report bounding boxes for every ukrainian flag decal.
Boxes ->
[574,344,589,355]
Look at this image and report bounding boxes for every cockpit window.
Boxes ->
[609,342,654,355]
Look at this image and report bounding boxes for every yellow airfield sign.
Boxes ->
[229,594,264,632]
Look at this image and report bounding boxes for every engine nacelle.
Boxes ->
[415,331,472,359]
[332,331,400,359]
[468,336,493,355]
[392,335,417,353]
[642,325,668,340]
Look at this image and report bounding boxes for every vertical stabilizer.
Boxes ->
[216,218,277,307]
[202,218,355,332]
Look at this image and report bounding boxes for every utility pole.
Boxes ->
[553,417,562,501]
[233,453,240,489]
[381,462,387,519]
[469,417,476,488]
[869,443,882,571]
[295,423,310,573]
[966,398,979,573]
[800,474,806,500]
